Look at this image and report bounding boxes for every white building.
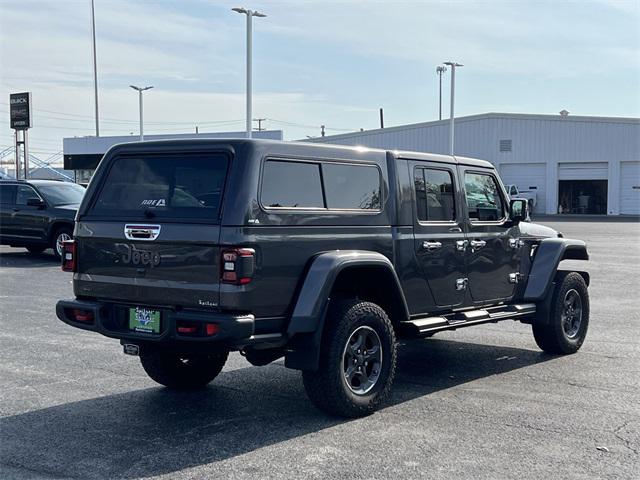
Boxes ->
[306,113,640,216]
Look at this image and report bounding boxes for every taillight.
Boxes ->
[61,239,77,272]
[221,248,255,285]
[66,308,94,324]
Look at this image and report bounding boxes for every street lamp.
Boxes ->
[129,85,153,141]
[443,61,463,155]
[436,65,447,121]
[232,7,267,139]
[90,0,99,137]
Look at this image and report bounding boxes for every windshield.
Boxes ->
[37,183,86,206]
[90,154,229,221]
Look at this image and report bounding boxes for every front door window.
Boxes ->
[465,172,505,222]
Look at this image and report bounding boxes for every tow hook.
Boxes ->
[123,344,140,356]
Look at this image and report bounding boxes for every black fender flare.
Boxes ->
[285,250,408,371]
[523,238,589,302]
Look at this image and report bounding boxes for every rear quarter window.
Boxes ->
[90,154,229,221]
[0,184,16,204]
[261,159,381,211]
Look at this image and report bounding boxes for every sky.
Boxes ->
[0,0,639,162]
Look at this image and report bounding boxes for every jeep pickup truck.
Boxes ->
[506,184,537,212]
[56,139,589,417]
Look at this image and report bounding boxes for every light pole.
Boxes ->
[232,7,267,139]
[436,65,447,121]
[90,0,99,136]
[443,61,463,155]
[129,85,153,141]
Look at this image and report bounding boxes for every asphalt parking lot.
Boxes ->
[0,219,638,480]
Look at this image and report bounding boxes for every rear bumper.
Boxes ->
[56,298,255,347]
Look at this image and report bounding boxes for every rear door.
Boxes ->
[410,160,467,309]
[0,183,17,238]
[76,152,231,308]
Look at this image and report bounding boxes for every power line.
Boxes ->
[0,102,245,126]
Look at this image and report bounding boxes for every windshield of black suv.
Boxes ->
[37,183,86,206]
[89,154,229,221]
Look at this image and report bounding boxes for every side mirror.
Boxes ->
[26,198,45,208]
[509,198,527,225]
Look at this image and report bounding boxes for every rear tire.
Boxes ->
[140,350,228,389]
[26,246,46,254]
[533,272,589,354]
[52,227,73,260]
[302,300,397,418]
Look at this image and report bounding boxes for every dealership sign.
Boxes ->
[10,92,32,130]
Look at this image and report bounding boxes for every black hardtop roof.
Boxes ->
[104,138,494,169]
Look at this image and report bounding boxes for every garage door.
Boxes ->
[499,163,546,214]
[620,161,640,215]
[558,162,608,180]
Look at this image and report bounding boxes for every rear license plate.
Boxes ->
[129,307,161,334]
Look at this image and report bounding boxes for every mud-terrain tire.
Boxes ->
[140,350,228,389]
[302,300,397,418]
[533,272,589,354]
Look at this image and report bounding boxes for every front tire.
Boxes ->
[140,350,228,389]
[302,300,397,418]
[533,272,589,354]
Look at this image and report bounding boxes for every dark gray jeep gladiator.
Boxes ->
[56,139,590,417]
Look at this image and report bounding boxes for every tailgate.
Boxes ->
[74,221,222,308]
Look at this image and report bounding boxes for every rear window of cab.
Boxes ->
[89,154,229,221]
[261,159,382,211]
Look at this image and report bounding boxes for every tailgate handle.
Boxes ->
[124,224,161,241]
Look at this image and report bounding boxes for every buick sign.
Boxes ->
[10,92,32,130]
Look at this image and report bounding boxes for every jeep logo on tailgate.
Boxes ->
[121,244,161,268]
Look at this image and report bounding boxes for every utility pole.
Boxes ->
[443,61,463,155]
[129,85,153,141]
[232,8,267,139]
[379,108,384,128]
[436,65,447,121]
[90,0,100,136]
[321,125,325,137]
[253,118,266,131]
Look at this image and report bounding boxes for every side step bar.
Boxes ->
[399,303,536,338]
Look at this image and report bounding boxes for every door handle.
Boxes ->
[422,241,443,251]
[448,226,462,233]
[456,240,468,252]
[470,240,486,250]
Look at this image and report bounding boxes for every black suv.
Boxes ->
[0,179,85,259]
[56,139,590,417]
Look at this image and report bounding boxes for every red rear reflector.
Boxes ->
[61,240,77,272]
[71,309,94,323]
[205,323,219,336]
[177,326,198,334]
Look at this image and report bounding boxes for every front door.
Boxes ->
[12,185,48,242]
[410,161,467,309]
[461,168,520,303]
